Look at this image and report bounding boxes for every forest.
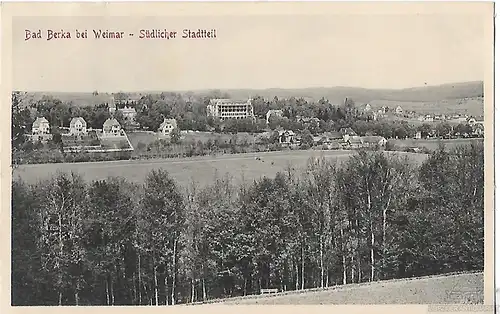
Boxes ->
[11,144,484,306]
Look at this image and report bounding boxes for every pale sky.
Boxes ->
[11,11,489,92]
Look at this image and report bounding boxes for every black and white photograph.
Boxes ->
[5,1,494,309]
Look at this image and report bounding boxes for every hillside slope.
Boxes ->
[190,272,483,305]
[224,81,484,104]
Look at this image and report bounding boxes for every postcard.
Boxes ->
[1,2,495,314]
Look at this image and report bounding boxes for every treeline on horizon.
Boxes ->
[12,143,484,306]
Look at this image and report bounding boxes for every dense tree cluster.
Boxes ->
[12,144,484,305]
[31,96,112,130]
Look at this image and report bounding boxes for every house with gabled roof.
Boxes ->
[32,117,50,135]
[30,117,52,143]
[158,118,178,137]
[278,130,296,145]
[346,135,364,148]
[102,118,124,137]
[69,117,88,135]
[361,136,388,149]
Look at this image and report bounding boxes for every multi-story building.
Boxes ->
[207,99,254,121]
[119,106,137,123]
[109,94,141,115]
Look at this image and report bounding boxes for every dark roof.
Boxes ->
[324,131,343,139]
[348,136,363,144]
[210,99,250,105]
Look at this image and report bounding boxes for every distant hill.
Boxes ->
[16,81,484,116]
[221,81,484,104]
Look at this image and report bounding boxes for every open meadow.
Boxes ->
[127,131,258,150]
[389,138,484,151]
[368,96,484,117]
[215,272,483,305]
[13,150,428,188]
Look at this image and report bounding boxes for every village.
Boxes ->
[22,92,485,162]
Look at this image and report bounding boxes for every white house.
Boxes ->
[118,106,137,123]
[395,106,403,115]
[30,117,52,143]
[473,122,484,137]
[32,117,50,135]
[467,117,477,126]
[158,118,178,137]
[424,115,434,122]
[277,130,296,145]
[102,118,123,136]
[108,102,117,114]
[69,117,88,135]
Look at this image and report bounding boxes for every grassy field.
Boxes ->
[369,97,484,117]
[13,150,428,188]
[210,272,483,305]
[127,131,259,150]
[127,131,159,148]
[389,138,483,151]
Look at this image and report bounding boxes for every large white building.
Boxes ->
[207,99,254,121]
